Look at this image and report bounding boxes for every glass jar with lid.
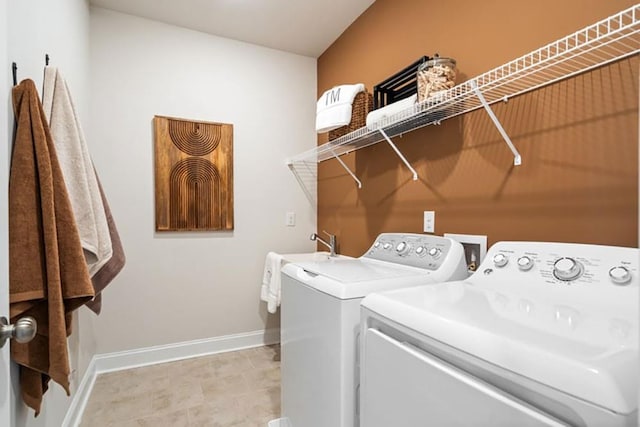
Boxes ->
[417,55,457,102]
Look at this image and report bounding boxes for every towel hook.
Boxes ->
[45,54,50,66]
[11,62,17,86]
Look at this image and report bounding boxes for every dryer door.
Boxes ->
[360,328,569,427]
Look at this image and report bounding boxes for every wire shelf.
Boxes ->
[288,4,640,166]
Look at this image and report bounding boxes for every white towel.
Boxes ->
[42,67,113,276]
[316,83,365,133]
[260,252,284,314]
[366,94,418,129]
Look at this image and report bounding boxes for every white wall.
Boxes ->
[5,1,95,426]
[1,1,12,426]
[88,8,317,354]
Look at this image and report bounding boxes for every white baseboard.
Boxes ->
[93,328,280,373]
[62,357,97,427]
[62,328,280,427]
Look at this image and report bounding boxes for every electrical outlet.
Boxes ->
[444,233,487,272]
[423,211,435,233]
[286,212,296,227]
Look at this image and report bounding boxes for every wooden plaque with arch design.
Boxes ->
[154,116,234,231]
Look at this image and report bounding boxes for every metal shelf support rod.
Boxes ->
[332,151,362,188]
[471,80,522,166]
[379,128,418,181]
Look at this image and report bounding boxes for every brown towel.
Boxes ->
[85,174,126,315]
[9,79,95,415]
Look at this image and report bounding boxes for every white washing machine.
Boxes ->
[279,233,468,427]
[360,241,638,427]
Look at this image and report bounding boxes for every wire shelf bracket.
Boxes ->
[286,159,318,205]
[379,129,418,180]
[331,150,362,188]
[471,80,522,166]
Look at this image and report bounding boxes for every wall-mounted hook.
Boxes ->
[45,54,50,66]
[12,62,17,86]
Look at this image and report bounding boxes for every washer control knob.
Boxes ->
[396,242,411,256]
[382,242,392,250]
[374,241,381,249]
[428,247,442,259]
[415,246,427,257]
[517,256,534,271]
[493,253,509,268]
[553,257,583,281]
[609,266,632,285]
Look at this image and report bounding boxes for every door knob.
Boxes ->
[0,316,37,348]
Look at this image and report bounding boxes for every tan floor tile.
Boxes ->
[91,362,171,397]
[79,410,112,427]
[211,353,256,377]
[151,382,204,415]
[109,409,190,427]
[201,372,253,397]
[81,346,281,427]
[187,402,248,427]
[175,355,215,371]
[243,366,280,390]
[236,386,280,420]
[249,343,280,357]
[201,392,241,412]
[81,393,154,425]
[247,345,280,369]
[168,359,220,387]
[106,421,142,427]
[90,374,171,404]
[213,349,253,363]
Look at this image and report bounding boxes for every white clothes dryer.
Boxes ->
[360,241,638,427]
[280,233,468,427]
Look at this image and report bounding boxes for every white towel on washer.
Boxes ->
[316,83,365,133]
[260,252,284,314]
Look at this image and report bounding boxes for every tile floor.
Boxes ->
[80,344,281,427]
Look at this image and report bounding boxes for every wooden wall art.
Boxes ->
[154,116,234,231]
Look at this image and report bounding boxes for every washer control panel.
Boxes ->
[479,241,638,288]
[364,233,460,270]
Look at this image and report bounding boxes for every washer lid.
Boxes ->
[295,258,425,282]
[282,258,435,299]
[362,281,639,415]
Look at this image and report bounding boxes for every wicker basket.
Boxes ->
[328,91,373,141]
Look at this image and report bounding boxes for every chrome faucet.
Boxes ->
[310,231,337,257]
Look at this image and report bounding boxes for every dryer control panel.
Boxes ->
[479,241,638,288]
[473,241,638,346]
[364,233,464,271]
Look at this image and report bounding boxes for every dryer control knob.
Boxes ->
[517,256,534,271]
[415,246,427,257]
[374,241,381,249]
[382,242,392,250]
[493,253,509,268]
[428,247,442,259]
[395,242,411,256]
[609,266,632,285]
[553,257,583,281]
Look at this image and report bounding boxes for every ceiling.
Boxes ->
[89,0,376,57]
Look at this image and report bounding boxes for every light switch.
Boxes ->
[286,212,296,227]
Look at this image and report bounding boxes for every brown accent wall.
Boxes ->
[317,0,638,257]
